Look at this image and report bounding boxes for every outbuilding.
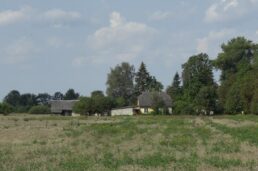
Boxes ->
[111,106,139,116]
[50,100,79,116]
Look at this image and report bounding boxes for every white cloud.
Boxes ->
[250,0,258,4]
[0,6,31,26]
[43,9,80,22]
[197,29,234,56]
[3,38,36,64]
[47,37,63,48]
[87,11,157,63]
[223,0,239,11]
[0,7,81,27]
[72,56,90,67]
[149,11,173,21]
[205,0,258,22]
[205,4,219,22]
[42,9,81,27]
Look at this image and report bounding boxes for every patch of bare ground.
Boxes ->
[212,118,257,128]
[194,118,257,170]
[198,164,223,171]
[120,165,162,171]
[114,134,158,159]
[0,122,63,144]
[221,142,258,163]
[193,117,206,127]
[201,119,258,170]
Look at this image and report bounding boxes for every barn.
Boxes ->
[50,100,79,116]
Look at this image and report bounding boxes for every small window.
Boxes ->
[144,108,148,113]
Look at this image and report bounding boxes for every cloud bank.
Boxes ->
[87,11,156,63]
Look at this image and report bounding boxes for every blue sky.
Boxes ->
[0,0,258,100]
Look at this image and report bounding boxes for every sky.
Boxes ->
[0,0,258,100]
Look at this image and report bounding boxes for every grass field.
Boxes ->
[0,114,258,171]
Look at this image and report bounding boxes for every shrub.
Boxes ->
[0,103,13,115]
[251,90,258,114]
[173,100,195,115]
[15,106,30,113]
[29,105,50,114]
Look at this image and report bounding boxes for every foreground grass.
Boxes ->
[0,114,258,170]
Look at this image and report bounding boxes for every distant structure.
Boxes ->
[110,106,136,116]
[50,100,79,116]
[137,91,172,114]
[111,91,173,116]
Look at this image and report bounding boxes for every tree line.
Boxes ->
[73,62,164,115]
[103,36,258,115]
[169,37,258,115]
[1,36,258,115]
[0,89,80,114]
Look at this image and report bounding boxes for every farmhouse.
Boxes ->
[50,100,79,116]
[138,91,172,114]
[111,92,172,116]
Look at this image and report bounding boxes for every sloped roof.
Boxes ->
[138,91,172,107]
[50,100,79,113]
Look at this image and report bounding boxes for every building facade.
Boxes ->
[50,100,79,116]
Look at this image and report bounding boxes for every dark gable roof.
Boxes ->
[138,91,172,107]
[50,100,79,113]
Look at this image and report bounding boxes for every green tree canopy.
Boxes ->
[4,90,21,107]
[167,72,182,100]
[135,62,163,96]
[64,89,79,100]
[20,93,37,107]
[214,37,258,114]
[91,90,104,98]
[134,62,151,96]
[53,92,64,100]
[106,62,135,105]
[182,53,215,101]
[73,95,114,116]
[36,93,52,105]
[173,53,217,115]
[0,103,13,115]
[215,37,257,81]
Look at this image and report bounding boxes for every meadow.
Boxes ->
[0,114,258,171]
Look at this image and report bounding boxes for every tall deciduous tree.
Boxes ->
[195,86,217,114]
[214,37,258,114]
[4,90,21,107]
[251,87,258,115]
[106,62,135,105]
[182,53,215,101]
[37,93,52,105]
[91,90,104,98]
[73,95,114,116]
[179,53,217,114]
[20,93,37,107]
[53,92,64,100]
[64,89,79,100]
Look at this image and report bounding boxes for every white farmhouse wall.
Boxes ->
[111,108,134,116]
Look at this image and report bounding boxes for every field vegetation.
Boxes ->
[0,114,258,171]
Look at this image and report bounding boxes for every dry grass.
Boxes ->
[0,114,258,171]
